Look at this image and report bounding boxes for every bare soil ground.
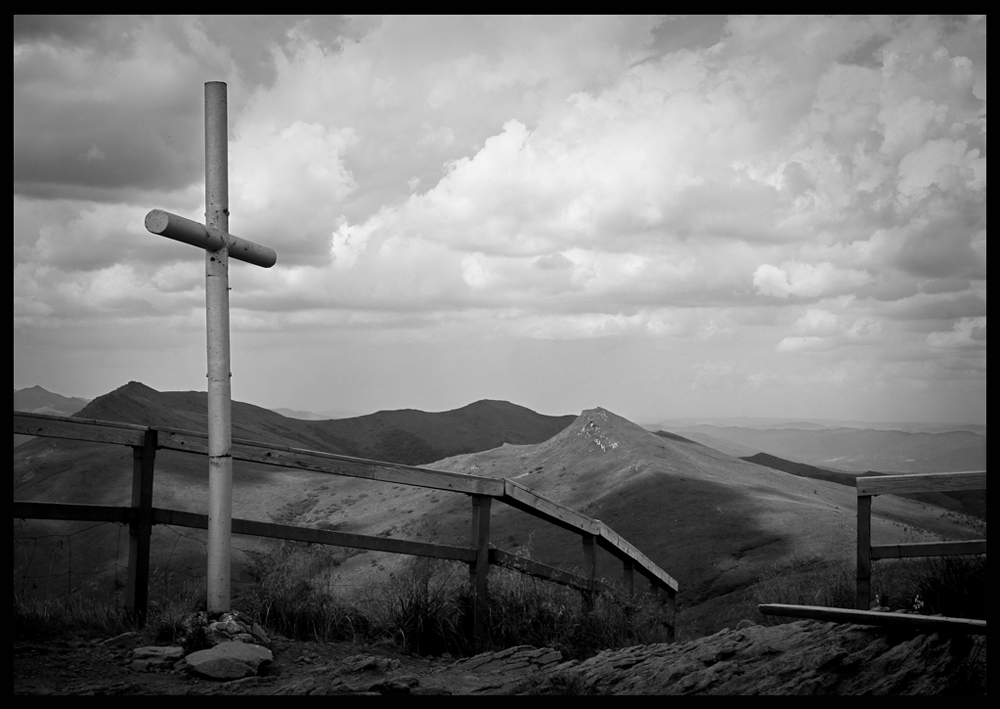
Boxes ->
[13,619,986,695]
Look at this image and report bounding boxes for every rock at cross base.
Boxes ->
[177,609,272,652]
[129,645,185,672]
[185,641,274,680]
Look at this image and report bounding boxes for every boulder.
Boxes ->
[185,641,273,680]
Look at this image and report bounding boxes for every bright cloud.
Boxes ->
[753,262,874,299]
[13,15,987,424]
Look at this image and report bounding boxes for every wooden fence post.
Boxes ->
[856,493,872,610]
[664,586,677,641]
[581,533,596,612]
[126,429,157,625]
[469,494,492,642]
[622,558,635,596]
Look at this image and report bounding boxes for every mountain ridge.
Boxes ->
[408,407,983,635]
[70,381,577,466]
[14,383,985,641]
[14,385,93,447]
[14,385,91,415]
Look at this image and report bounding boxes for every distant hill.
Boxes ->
[400,409,981,637]
[74,381,577,466]
[674,424,986,474]
[652,430,706,447]
[740,452,860,487]
[13,381,575,604]
[14,386,91,447]
[14,385,90,417]
[742,452,987,521]
[269,407,346,421]
[647,416,986,435]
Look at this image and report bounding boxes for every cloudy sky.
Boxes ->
[14,16,986,425]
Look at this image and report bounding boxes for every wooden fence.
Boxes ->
[855,471,987,610]
[13,411,678,639]
[759,471,987,634]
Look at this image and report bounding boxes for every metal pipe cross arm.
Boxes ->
[144,209,277,268]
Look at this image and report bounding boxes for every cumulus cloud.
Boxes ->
[231,120,357,263]
[897,138,985,202]
[13,16,987,424]
[753,262,874,299]
[926,316,986,349]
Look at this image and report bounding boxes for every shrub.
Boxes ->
[14,590,136,640]
[15,540,674,660]
[237,540,369,643]
[365,559,468,655]
[472,560,674,659]
[872,555,986,619]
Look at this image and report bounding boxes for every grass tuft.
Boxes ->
[18,538,981,663]
[230,543,676,659]
[14,588,137,641]
[740,552,986,626]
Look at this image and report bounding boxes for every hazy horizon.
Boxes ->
[13,380,986,432]
[14,16,987,427]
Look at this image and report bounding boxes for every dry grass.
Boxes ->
[235,546,675,659]
[14,545,983,663]
[737,552,986,626]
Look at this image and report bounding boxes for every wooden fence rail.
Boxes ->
[855,471,987,611]
[14,411,678,639]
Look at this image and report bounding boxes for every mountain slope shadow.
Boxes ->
[588,474,791,605]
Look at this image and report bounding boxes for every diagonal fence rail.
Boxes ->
[14,411,678,639]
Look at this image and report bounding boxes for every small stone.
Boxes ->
[370,675,420,694]
[251,622,271,647]
[130,645,185,671]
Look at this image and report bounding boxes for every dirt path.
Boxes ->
[13,632,559,696]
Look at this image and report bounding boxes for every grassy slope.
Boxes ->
[315,409,983,636]
[14,382,574,598]
[14,385,984,639]
[741,452,987,520]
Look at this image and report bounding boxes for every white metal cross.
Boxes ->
[145,81,276,613]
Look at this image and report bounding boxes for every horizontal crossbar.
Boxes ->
[145,209,277,268]
[856,471,986,497]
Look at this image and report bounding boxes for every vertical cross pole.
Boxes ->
[204,81,232,614]
[145,81,276,616]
